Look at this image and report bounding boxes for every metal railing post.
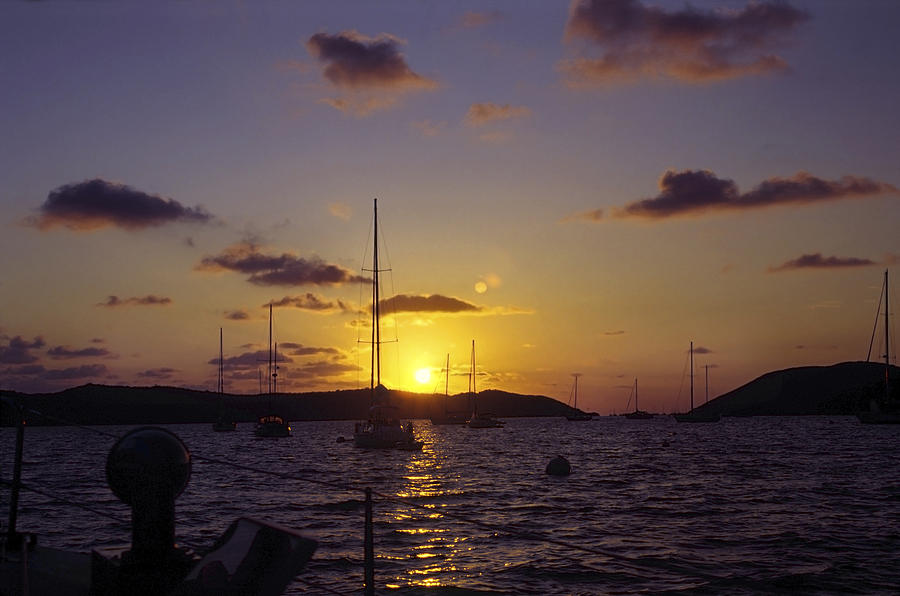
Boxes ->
[364,487,374,596]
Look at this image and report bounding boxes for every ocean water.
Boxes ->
[2,416,899,594]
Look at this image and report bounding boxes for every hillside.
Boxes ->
[0,384,579,426]
[696,361,898,417]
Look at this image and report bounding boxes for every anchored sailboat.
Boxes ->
[673,341,719,423]
[565,373,593,421]
[212,327,237,432]
[623,378,653,420]
[858,269,899,424]
[466,340,504,428]
[353,199,423,449]
[254,304,291,437]
[430,354,468,425]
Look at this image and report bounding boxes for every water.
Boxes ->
[2,416,899,594]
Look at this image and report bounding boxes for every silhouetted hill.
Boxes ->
[0,384,579,426]
[695,361,898,417]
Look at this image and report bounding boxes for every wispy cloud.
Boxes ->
[97,295,172,308]
[692,346,714,354]
[382,294,482,314]
[465,102,532,127]
[224,309,251,321]
[561,0,809,86]
[26,179,213,231]
[137,367,178,379]
[572,169,897,222]
[768,253,877,273]
[603,330,626,336]
[412,119,447,137]
[196,241,367,287]
[306,30,438,115]
[328,202,353,220]
[459,11,503,29]
[47,345,112,360]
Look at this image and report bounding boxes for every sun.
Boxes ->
[414,367,431,385]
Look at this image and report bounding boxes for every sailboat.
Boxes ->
[623,378,653,419]
[212,327,237,431]
[858,269,899,424]
[430,354,468,425]
[353,199,423,449]
[673,341,719,423]
[565,373,593,421]
[254,304,291,437]
[466,340,504,428]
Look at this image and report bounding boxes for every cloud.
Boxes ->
[27,178,213,231]
[286,360,360,379]
[692,346,714,354]
[329,202,353,220]
[212,350,295,369]
[412,119,447,137]
[97,295,172,308]
[137,367,178,379]
[465,103,532,127]
[768,253,877,273]
[576,169,897,221]
[47,345,112,360]
[224,310,251,321]
[0,336,45,364]
[459,11,503,29]
[42,364,109,381]
[196,241,367,287]
[382,294,483,314]
[270,293,353,313]
[561,0,809,85]
[306,30,437,115]
[603,330,626,336]
[277,342,342,357]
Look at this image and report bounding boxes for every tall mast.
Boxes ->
[273,342,278,394]
[885,269,890,402]
[469,340,476,416]
[445,353,450,396]
[705,365,709,404]
[371,198,381,392]
[634,378,638,412]
[218,327,224,394]
[572,373,581,409]
[689,341,694,413]
[268,303,273,394]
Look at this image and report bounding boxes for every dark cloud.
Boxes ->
[381,294,482,314]
[603,330,625,336]
[137,367,178,379]
[211,350,294,369]
[0,336,45,364]
[197,242,367,287]
[270,293,352,312]
[42,364,108,380]
[224,310,251,321]
[47,345,112,360]
[278,342,341,357]
[306,30,437,115]
[768,253,877,273]
[692,346,714,354]
[97,295,172,307]
[579,169,897,221]
[561,0,809,85]
[27,178,213,231]
[286,360,360,379]
[465,103,532,127]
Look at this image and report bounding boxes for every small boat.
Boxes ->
[466,340,504,428]
[565,373,593,421]
[857,269,899,424]
[353,199,422,449]
[212,327,237,432]
[623,378,653,420]
[430,354,468,425]
[254,304,291,438]
[673,341,720,423]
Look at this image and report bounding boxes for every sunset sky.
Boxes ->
[1,1,898,413]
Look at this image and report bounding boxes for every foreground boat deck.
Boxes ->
[1,545,91,596]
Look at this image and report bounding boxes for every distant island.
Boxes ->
[1,361,895,426]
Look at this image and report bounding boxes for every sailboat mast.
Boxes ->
[634,378,638,412]
[445,353,450,396]
[371,198,381,391]
[218,327,224,394]
[572,373,580,409]
[268,303,273,394]
[273,342,278,394]
[469,340,476,416]
[885,269,890,402]
[689,341,694,412]
[705,365,709,404]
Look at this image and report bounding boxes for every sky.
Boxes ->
[1,0,898,414]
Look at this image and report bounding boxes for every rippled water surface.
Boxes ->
[3,416,899,594]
